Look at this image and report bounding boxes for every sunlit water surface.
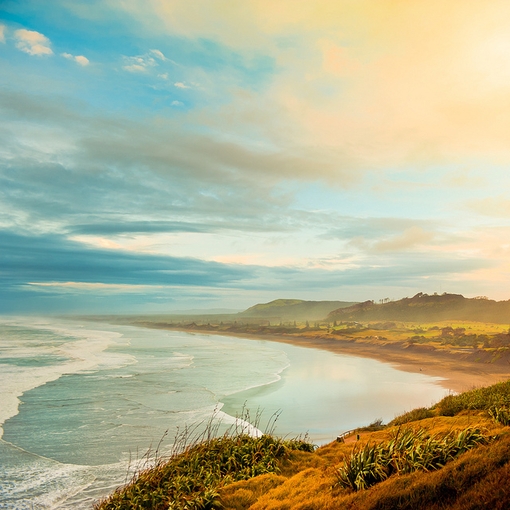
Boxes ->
[0,317,446,509]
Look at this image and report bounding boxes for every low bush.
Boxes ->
[336,427,491,491]
[489,405,510,426]
[388,407,434,426]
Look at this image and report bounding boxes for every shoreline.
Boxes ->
[132,323,510,394]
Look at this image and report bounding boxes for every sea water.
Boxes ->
[0,317,447,509]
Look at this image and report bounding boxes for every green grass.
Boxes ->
[387,407,434,426]
[336,427,492,491]
[489,405,510,426]
[94,428,314,510]
[435,380,510,416]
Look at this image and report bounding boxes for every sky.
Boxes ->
[1,0,510,314]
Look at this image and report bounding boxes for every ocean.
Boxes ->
[0,317,447,509]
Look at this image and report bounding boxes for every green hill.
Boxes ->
[327,292,510,324]
[238,299,357,322]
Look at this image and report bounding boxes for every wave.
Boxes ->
[0,317,134,439]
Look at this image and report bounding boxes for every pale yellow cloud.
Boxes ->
[0,25,5,43]
[28,282,163,292]
[269,1,510,167]
[14,29,53,56]
[69,235,126,250]
[373,227,435,253]
[469,196,510,218]
[441,169,485,189]
[117,0,510,172]
[123,64,146,73]
[62,52,90,66]
[75,55,90,66]
[348,226,435,254]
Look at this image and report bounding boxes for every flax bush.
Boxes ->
[336,427,491,492]
[489,405,510,426]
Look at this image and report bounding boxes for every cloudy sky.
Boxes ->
[2,0,510,314]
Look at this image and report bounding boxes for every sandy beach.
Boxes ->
[135,323,510,394]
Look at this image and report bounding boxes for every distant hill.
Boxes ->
[327,292,510,324]
[239,299,357,322]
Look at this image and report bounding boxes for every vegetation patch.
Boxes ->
[489,406,510,426]
[387,407,434,426]
[336,427,492,491]
[435,380,510,416]
[94,431,314,510]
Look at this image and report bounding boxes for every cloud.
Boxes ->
[0,25,5,43]
[75,55,90,66]
[372,227,435,253]
[0,86,311,256]
[123,64,146,72]
[468,196,510,218]
[0,230,249,289]
[115,0,510,172]
[67,217,293,239]
[14,28,53,56]
[150,48,167,61]
[0,227,493,313]
[27,281,165,293]
[62,52,90,66]
[122,53,157,72]
[174,81,190,89]
[321,218,435,242]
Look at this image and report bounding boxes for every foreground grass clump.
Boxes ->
[336,427,492,491]
[95,433,314,510]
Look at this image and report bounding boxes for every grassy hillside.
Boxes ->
[81,300,356,328]
[95,381,510,510]
[327,292,510,324]
[239,299,357,322]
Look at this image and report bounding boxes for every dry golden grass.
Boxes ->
[338,432,510,510]
[218,474,287,510]
[218,414,510,510]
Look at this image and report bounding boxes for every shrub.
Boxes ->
[336,427,491,492]
[357,418,386,432]
[388,407,434,426]
[489,406,510,426]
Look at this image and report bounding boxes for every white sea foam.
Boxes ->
[214,408,263,438]
[0,439,126,510]
[223,360,290,397]
[0,317,135,439]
